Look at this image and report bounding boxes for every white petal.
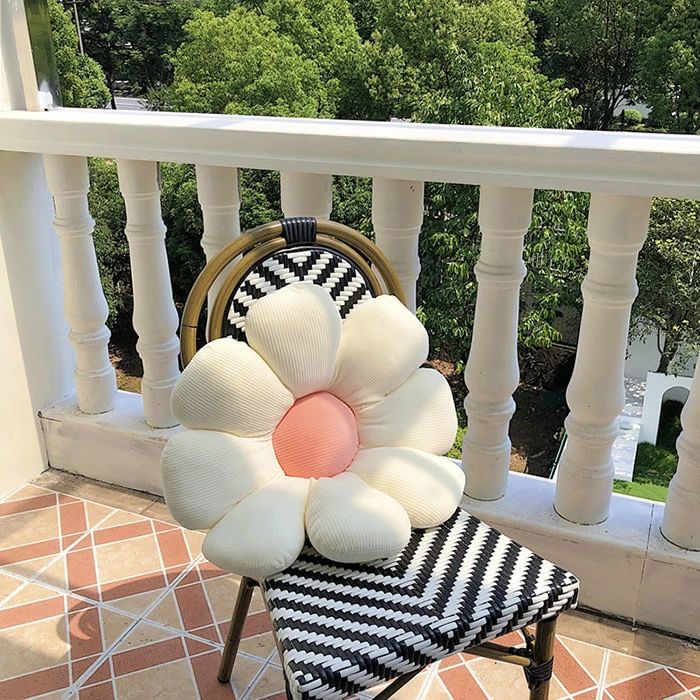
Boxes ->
[305,472,410,562]
[245,283,341,398]
[161,430,282,531]
[349,447,465,528]
[172,337,293,436]
[355,368,458,454]
[330,295,429,408]
[202,476,309,578]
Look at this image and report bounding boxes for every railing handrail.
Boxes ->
[1,108,700,198]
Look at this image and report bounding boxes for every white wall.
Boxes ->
[625,333,696,381]
[639,372,693,445]
[0,3,74,497]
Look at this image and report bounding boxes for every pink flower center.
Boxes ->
[272,392,359,478]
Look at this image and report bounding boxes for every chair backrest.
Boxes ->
[180,217,405,367]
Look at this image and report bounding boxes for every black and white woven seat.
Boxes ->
[179,217,580,700]
[263,508,578,700]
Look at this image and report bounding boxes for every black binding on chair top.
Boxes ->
[280,216,317,245]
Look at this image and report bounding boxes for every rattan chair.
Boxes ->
[180,217,579,700]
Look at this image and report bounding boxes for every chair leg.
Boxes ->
[218,576,256,683]
[528,616,557,700]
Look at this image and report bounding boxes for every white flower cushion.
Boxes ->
[161,282,464,578]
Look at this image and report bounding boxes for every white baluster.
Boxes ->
[555,194,651,524]
[280,172,332,218]
[43,155,116,414]
[462,186,533,500]
[372,178,424,311]
[662,353,700,549]
[196,165,241,311]
[117,160,180,428]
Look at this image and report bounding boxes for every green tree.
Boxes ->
[366,0,535,120]
[638,0,700,133]
[49,0,110,108]
[346,0,378,40]
[632,198,700,373]
[531,0,654,130]
[118,0,197,98]
[169,9,324,116]
[75,0,202,106]
[76,0,127,107]
[259,0,369,118]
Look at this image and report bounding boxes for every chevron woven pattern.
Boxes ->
[262,508,579,700]
[224,247,373,340]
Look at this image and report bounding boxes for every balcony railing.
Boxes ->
[1,6,699,642]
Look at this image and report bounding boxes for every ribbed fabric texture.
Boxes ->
[305,473,410,563]
[356,368,458,454]
[272,392,358,478]
[161,430,281,531]
[171,337,293,436]
[349,447,465,529]
[202,476,309,578]
[330,295,429,409]
[245,283,341,398]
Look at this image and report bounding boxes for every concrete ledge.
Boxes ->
[40,391,178,495]
[459,469,700,639]
[40,396,699,638]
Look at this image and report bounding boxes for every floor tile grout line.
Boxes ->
[559,631,698,683]
[463,658,493,700]
[196,560,236,647]
[61,608,144,698]
[668,668,700,693]
[0,567,43,608]
[194,559,226,642]
[2,480,56,502]
[602,657,667,689]
[1,494,121,603]
[415,662,438,700]
[558,636,607,691]
[433,668,458,699]
[595,650,609,700]
[184,646,205,699]
[68,553,212,695]
[2,486,195,616]
[229,647,276,700]
[148,514,172,604]
[62,590,74,690]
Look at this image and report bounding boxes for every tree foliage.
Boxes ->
[632,199,700,373]
[256,0,369,118]
[49,0,110,108]
[638,0,700,133]
[169,9,324,116]
[74,0,205,105]
[531,0,654,129]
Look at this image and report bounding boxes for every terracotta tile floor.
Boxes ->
[1,470,698,700]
